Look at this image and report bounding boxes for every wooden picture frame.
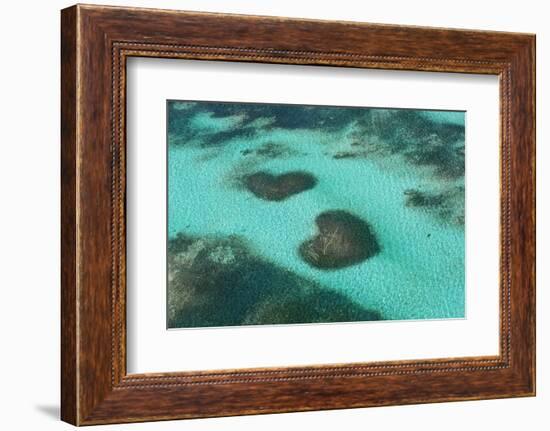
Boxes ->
[61,4,536,426]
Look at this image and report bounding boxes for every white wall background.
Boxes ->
[0,0,546,429]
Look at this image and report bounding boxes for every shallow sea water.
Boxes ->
[167,101,465,327]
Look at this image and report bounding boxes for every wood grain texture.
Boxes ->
[60,4,536,425]
[60,5,78,425]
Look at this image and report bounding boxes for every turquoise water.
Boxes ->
[167,101,465,327]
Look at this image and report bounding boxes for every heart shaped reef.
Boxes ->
[299,210,380,269]
[243,171,317,201]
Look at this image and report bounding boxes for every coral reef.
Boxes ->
[240,142,303,159]
[242,171,317,201]
[167,233,381,328]
[403,186,465,226]
[341,110,465,180]
[168,101,367,149]
[403,189,444,207]
[299,210,380,269]
[166,101,466,326]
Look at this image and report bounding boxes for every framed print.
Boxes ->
[61,4,536,425]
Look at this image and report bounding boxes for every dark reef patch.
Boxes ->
[167,101,367,149]
[242,171,317,201]
[356,110,464,155]
[404,189,445,207]
[332,151,365,159]
[403,186,465,226]
[243,289,381,325]
[168,101,465,183]
[205,102,366,132]
[403,134,465,180]
[351,110,465,179]
[299,210,380,270]
[240,142,303,159]
[167,233,381,328]
[201,128,256,148]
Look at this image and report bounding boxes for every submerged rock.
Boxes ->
[167,233,381,328]
[299,210,380,270]
[242,171,317,201]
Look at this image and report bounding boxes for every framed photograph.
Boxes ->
[61,4,536,425]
